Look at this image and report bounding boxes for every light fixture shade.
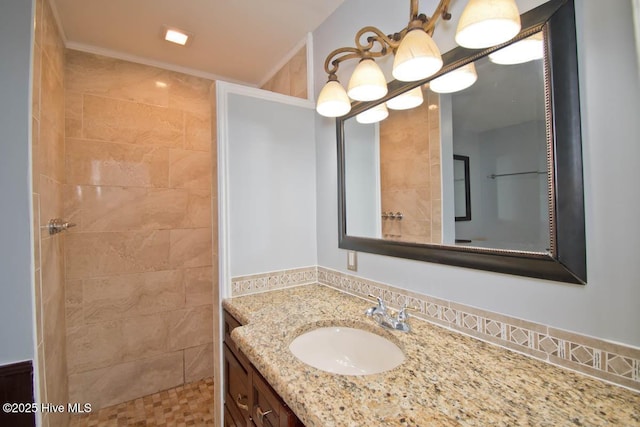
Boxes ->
[347,59,388,101]
[316,80,352,117]
[455,0,521,49]
[488,32,544,64]
[392,29,443,82]
[356,103,389,124]
[386,87,424,110]
[429,62,478,94]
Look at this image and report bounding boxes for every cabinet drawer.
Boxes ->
[224,343,251,425]
[251,370,302,427]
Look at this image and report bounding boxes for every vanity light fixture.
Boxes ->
[316,0,521,118]
[488,32,544,65]
[429,62,478,93]
[356,103,389,124]
[163,27,191,46]
[386,86,424,110]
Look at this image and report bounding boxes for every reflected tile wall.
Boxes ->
[261,46,307,99]
[64,50,216,410]
[32,0,69,426]
[380,91,442,244]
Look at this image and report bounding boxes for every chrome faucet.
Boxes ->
[365,295,411,333]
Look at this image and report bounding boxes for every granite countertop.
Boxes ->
[223,284,640,426]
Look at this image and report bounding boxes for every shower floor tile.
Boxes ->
[68,377,215,426]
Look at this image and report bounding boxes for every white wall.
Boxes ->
[314,0,640,347]
[225,91,317,277]
[454,120,549,251]
[344,120,380,238]
[0,0,36,365]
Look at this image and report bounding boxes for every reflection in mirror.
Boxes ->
[448,49,550,252]
[343,31,549,252]
[338,0,586,284]
[453,155,471,222]
[345,91,442,245]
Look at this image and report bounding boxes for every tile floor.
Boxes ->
[68,378,215,426]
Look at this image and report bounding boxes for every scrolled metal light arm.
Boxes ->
[322,0,453,78]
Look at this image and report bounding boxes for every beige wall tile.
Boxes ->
[184,266,213,307]
[167,305,213,352]
[290,47,307,99]
[35,269,43,345]
[64,185,211,232]
[167,73,212,115]
[65,230,170,279]
[83,95,184,147]
[41,0,64,81]
[181,188,213,229]
[65,91,83,139]
[32,117,40,194]
[39,175,63,228]
[65,51,170,107]
[270,67,291,96]
[169,229,212,269]
[40,55,65,182]
[184,343,214,383]
[34,0,43,48]
[67,313,169,373]
[83,270,185,323]
[169,149,212,189]
[63,49,216,404]
[184,111,211,152]
[68,352,184,410]
[33,43,42,121]
[260,46,308,99]
[65,139,170,187]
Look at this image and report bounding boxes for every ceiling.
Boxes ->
[51,0,345,86]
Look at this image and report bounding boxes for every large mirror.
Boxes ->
[337,0,586,284]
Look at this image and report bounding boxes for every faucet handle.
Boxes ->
[365,294,387,316]
[397,304,411,322]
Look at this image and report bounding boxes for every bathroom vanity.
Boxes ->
[223,285,640,426]
[224,309,304,427]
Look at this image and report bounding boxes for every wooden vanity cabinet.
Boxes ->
[223,309,304,427]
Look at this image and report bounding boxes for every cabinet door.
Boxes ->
[224,343,252,426]
[224,403,243,427]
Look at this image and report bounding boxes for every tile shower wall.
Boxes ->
[32,0,69,426]
[380,91,442,243]
[63,50,216,410]
[261,46,307,99]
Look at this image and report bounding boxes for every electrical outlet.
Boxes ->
[347,251,357,271]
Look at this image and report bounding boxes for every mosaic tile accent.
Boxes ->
[69,377,214,426]
[316,266,640,392]
[231,266,317,296]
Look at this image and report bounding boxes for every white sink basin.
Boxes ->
[289,327,404,376]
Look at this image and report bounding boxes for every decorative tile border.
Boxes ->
[231,266,317,296]
[316,266,640,392]
[230,266,640,391]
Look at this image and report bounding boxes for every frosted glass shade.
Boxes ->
[386,87,424,110]
[489,32,544,64]
[356,103,389,124]
[316,80,352,117]
[455,0,521,49]
[347,59,388,101]
[392,29,443,82]
[429,63,478,94]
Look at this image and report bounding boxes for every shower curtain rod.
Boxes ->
[488,171,546,179]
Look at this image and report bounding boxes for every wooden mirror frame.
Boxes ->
[336,0,586,284]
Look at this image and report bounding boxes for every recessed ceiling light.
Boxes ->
[163,27,191,46]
